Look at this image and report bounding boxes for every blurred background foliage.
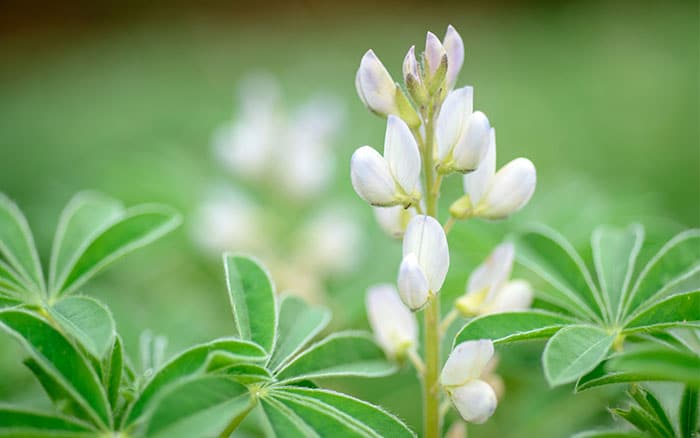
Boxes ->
[0,0,697,436]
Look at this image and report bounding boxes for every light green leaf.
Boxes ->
[453,310,575,347]
[144,375,250,438]
[624,290,700,332]
[275,332,395,383]
[268,387,415,437]
[49,296,116,359]
[104,336,123,409]
[261,397,317,437]
[49,192,123,293]
[0,260,25,296]
[223,254,277,352]
[591,224,644,322]
[124,338,266,426]
[268,294,331,372]
[572,430,647,438]
[606,347,700,386]
[57,205,181,295]
[543,325,615,386]
[0,309,111,427]
[214,362,272,385]
[516,226,604,322]
[0,297,21,308]
[624,229,700,317]
[0,193,44,293]
[0,406,94,436]
[680,385,698,438]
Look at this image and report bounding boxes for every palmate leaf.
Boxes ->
[275,331,395,384]
[262,387,415,437]
[0,193,45,294]
[48,295,116,359]
[123,338,266,427]
[0,260,25,297]
[624,290,700,333]
[224,254,277,353]
[0,406,95,437]
[0,309,111,428]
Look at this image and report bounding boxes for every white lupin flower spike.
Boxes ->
[441,340,498,424]
[355,50,399,116]
[443,25,465,90]
[366,284,418,360]
[350,116,421,207]
[398,215,449,309]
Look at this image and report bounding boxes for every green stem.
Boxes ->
[219,396,257,438]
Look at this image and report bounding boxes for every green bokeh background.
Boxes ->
[0,1,697,436]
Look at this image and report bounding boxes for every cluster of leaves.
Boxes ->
[0,192,414,437]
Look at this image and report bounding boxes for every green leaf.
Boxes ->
[0,260,25,296]
[680,385,698,438]
[144,375,250,438]
[57,205,181,295]
[124,338,266,426]
[275,332,395,383]
[612,405,671,438]
[624,291,700,332]
[268,294,331,372]
[215,362,272,385]
[49,296,116,359]
[49,192,124,293]
[571,430,647,438]
[0,309,111,427]
[104,336,124,409]
[453,310,575,347]
[0,193,44,293]
[624,229,700,317]
[261,397,316,437]
[223,254,277,353]
[607,347,700,386]
[516,226,604,322]
[267,387,415,437]
[0,406,94,436]
[591,224,644,321]
[628,386,674,438]
[542,325,615,386]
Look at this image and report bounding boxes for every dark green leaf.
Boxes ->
[24,357,93,422]
[215,362,272,385]
[543,325,615,386]
[275,332,395,383]
[223,254,277,352]
[0,193,44,293]
[0,309,110,427]
[453,310,575,347]
[57,205,181,295]
[628,386,674,437]
[104,336,124,409]
[680,385,698,438]
[268,294,330,372]
[49,296,116,359]
[624,291,700,332]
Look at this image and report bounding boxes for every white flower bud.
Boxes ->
[424,32,446,76]
[366,284,418,360]
[436,87,474,162]
[384,115,421,196]
[436,88,489,173]
[402,215,450,294]
[443,25,465,89]
[481,279,534,315]
[350,146,397,206]
[478,158,536,219]
[452,111,490,171]
[441,340,494,387]
[398,253,430,310]
[374,205,415,239]
[450,379,497,424]
[356,50,399,116]
[403,45,420,84]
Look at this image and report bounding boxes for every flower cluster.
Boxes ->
[354,25,537,430]
[194,74,362,303]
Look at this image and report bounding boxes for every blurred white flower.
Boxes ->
[436,86,491,173]
[441,340,498,424]
[373,205,416,239]
[351,116,421,207]
[366,284,418,360]
[456,242,533,316]
[398,215,449,310]
[355,50,399,117]
[453,129,536,220]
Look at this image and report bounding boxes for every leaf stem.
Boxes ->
[218,396,257,438]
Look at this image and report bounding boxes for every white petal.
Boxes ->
[450,379,497,424]
[452,111,491,171]
[374,205,415,239]
[366,284,418,358]
[444,25,465,89]
[436,87,473,161]
[350,146,397,206]
[397,253,430,310]
[479,157,536,219]
[384,115,421,195]
[402,45,420,82]
[483,279,534,314]
[357,50,398,115]
[424,31,446,75]
[467,242,515,301]
[441,340,494,387]
[463,128,496,205]
[402,215,450,293]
